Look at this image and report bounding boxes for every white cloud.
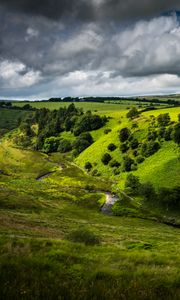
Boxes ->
[0,60,42,88]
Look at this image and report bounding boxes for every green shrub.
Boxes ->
[112,202,138,216]
[126,107,140,119]
[67,227,100,246]
[84,162,92,171]
[125,174,140,194]
[113,168,121,175]
[108,143,117,151]
[172,123,180,145]
[58,139,72,153]
[104,128,111,134]
[101,153,112,165]
[157,113,171,127]
[120,142,129,153]
[139,182,156,201]
[136,155,145,164]
[130,139,139,149]
[109,160,121,168]
[122,155,134,172]
[119,127,131,142]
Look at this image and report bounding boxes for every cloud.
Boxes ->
[0,60,42,89]
[0,0,180,21]
[1,4,180,98]
[25,27,39,41]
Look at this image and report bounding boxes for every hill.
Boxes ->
[76,107,180,188]
[0,140,180,299]
[0,101,180,299]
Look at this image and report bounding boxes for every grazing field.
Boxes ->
[0,108,29,132]
[13,100,167,113]
[0,141,180,299]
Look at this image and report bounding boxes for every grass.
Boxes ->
[76,107,180,189]
[0,142,180,299]
[0,108,29,136]
[14,101,132,113]
[132,141,180,188]
[0,103,180,298]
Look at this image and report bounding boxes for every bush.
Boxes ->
[91,169,101,176]
[141,141,160,157]
[172,123,180,145]
[147,130,157,141]
[164,126,173,141]
[112,202,138,216]
[43,136,61,153]
[157,113,171,127]
[125,174,140,194]
[108,143,117,151]
[104,128,111,134]
[58,139,72,153]
[113,168,121,175]
[157,187,180,209]
[126,107,140,119]
[67,227,100,245]
[101,153,112,165]
[130,139,139,149]
[72,133,93,154]
[139,182,156,201]
[123,155,134,172]
[136,155,145,164]
[109,160,121,168]
[119,127,131,142]
[131,164,138,171]
[84,162,92,171]
[73,114,107,136]
[120,142,129,153]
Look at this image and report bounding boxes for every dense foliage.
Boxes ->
[18,103,107,154]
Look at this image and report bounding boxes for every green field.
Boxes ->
[0,108,29,132]
[0,102,180,299]
[13,100,167,113]
[0,141,180,299]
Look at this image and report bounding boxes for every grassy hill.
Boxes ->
[76,107,180,189]
[0,102,180,298]
[0,140,180,299]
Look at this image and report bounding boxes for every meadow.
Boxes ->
[0,140,180,299]
[0,102,180,299]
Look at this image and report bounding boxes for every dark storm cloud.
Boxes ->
[0,0,180,21]
[1,2,180,98]
[0,0,95,20]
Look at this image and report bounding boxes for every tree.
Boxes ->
[172,123,180,145]
[43,136,61,153]
[130,138,139,149]
[125,174,140,194]
[119,127,131,142]
[123,155,134,171]
[58,139,72,153]
[157,113,170,127]
[126,107,139,119]
[120,142,129,153]
[139,182,156,201]
[101,153,112,165]
[84,162,92,171]
[108,143,117,151]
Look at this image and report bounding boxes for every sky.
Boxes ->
[1,1,180,99]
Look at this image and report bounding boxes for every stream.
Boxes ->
[36,160,119,215]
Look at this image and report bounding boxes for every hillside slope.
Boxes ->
[76,107,180,189]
